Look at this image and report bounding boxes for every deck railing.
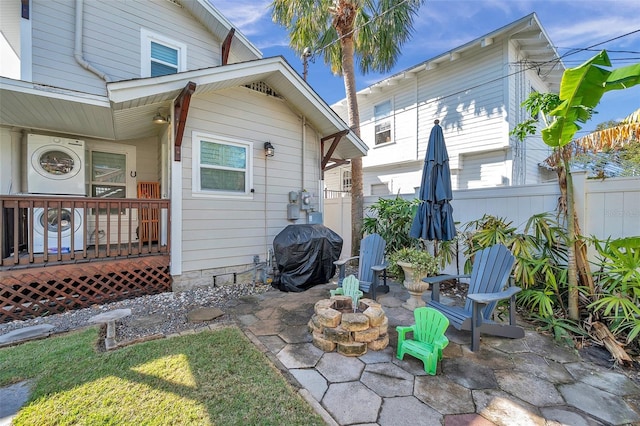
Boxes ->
[0,195,170,268]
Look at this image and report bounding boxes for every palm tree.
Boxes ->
[272,0,425,255]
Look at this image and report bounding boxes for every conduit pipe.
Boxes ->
[75,0,110,82]
[301,115,306,189]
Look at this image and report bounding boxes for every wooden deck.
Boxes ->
[1,195,173,322]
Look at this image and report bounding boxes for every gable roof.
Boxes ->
[0,57,367,161]
[345,12,563,101]
[107,56,367,160]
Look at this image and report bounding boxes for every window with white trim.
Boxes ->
[192,133,253,197]
[341,169,352,192]
[141,29,186,77]
[374,100,392,145]
[530,87,540,120]
[371,182,390,196]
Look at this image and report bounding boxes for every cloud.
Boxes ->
[211,0,272,36]
[548,16,640,49]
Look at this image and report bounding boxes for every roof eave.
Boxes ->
[349,12,564,99]
[107,57,367,159]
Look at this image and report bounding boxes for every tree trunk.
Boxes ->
[560,159,579,320]
[338,22,363,256]
[574,214,596,295]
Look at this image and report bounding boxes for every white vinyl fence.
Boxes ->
[324,172,640,263]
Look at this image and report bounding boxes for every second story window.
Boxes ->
[141,29,186,77]
[374,100,392,145]
[530,87,540,120]
[151,42,178,76]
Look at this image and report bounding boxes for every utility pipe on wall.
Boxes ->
[301,115,306,190]
[75,0,110,82]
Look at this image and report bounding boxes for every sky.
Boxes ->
[213,0,640,134]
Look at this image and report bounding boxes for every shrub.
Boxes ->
[389,247,440,281]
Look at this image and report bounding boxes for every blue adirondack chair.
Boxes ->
[333,233,389,299]
[425,244,523,351]
[396,307,449,375]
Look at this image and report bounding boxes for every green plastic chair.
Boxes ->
[330,275,363,308]
[396,307,449,375]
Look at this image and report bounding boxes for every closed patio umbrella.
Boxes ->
[410,120,456,242]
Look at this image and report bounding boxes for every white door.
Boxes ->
[86,143,137,245]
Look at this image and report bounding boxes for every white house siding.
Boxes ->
[175,86,322,288]
[0,128,22,194]
[363,162,423,196]
[458,150,512,189]
[506,42,555,185]
[323,167,342,192]
[331,41,511,194]
[360,79,419,168]
[30,0,222,95]
[0,0,21,79]
[326,34,562,194]
[417,42,508,172]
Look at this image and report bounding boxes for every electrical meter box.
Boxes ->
[308,211,323,224]
[287,203,300,220]
[300,191,312,210]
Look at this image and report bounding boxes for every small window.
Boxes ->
[530,87,539,120]
[374,101,392,145]
[341,169,352,192]
[141,29,186,77]
[193,133,253,197]
[371,183,390,196]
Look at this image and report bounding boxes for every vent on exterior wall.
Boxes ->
[244,82,282,98]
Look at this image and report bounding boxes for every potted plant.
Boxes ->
[390,247,441,310]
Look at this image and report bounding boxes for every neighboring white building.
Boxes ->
[326,13,563,196]
[0,0,366,290]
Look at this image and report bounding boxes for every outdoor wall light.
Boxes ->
[264,141,275,157]
[152,110,170,124]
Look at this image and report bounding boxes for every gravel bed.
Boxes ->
[0,273,464,344]
[0,283,272,344]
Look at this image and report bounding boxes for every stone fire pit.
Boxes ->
[308,296,388,356]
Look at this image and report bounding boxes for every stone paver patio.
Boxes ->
[229,280,640,426]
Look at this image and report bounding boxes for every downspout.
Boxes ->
[74,0,110,81]
[301,115,306,190]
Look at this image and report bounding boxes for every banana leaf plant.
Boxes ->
[512,50,640,320]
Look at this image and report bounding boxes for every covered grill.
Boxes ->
[273,224,343,292]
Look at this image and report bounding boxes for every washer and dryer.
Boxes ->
[31,206,84,254]
[27,134,86,253]
[27,134,87,196]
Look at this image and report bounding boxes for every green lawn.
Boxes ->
[0,326,325,425]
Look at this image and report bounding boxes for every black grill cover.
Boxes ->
[273,224,343,292]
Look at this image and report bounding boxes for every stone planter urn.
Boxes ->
[397,261,430,311]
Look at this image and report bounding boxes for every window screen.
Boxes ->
[197,139,250,194]
[151,42,178,76]
[374,101,392,145]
